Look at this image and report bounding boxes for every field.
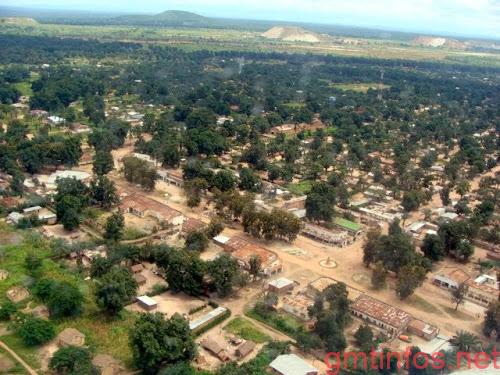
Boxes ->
[0,19,499,66]
[330,82,391,93]
[224,317,272,343]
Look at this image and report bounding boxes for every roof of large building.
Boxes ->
[269,354,318,375]
[189,306,227,331]
[434,267,471,284]
[232,243,277,268]
[47,170,91,185]
[269,277,294,290]
[408,319,439,337]
[120,193,182,221]
[334,217,361,232]
[351,295,412,329]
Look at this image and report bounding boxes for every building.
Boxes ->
[268,278,295,294]
[130,264,144,273]
[120,193,184,226]
[465,274,499,307]
[133,273,147,286]
[281,294,314,321]
[407,319,440,341]
[333,217,362,237]
[200,337,230,362]
[432,267,470,290]
[235,340,256,358]
[47,115,65,125]
[157,169,184,187]
[350,295,412,337]
[182,217,206,235]
[6,212,24,225]
[189,306,228,332]
[269,354,318,375]
[69,123,92,134]
[47,170,91,186]
[136,295,158,311]
[232,243,282,276]
[301,223,350,247]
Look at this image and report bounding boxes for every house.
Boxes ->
[92,354,124,375]
[189,307,228,332]
[200,337,230,362]
[136,295,157,311]
[6,212,24,225]
[232,244,282,276]
[6,286,30,303]
[268,278,295,294]
[269,354,318,375]
[432,267,470,290]
[407,319,439,341]
[47,170,91,186]
[157,169,184,187]
[130,264,144,273]
[333,217,362,237]
[236,340,256,358]
[350,295,412,337]
[70,123,92,134]
[47,115,66,125]
[465,274,499,307]
[57,328,85,347]
[280,294,314,321]
[23,206,42,215]
[120,193,184,226]
[301,223,350,247]
[182,217,206,235]
[30,109,48,117]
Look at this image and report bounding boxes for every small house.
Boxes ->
[136,295,157,311]
[57,328,86,347]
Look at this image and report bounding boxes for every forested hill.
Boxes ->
[112,10,213,27]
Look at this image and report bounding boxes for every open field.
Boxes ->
[224,317,272,343]
[0,21,499,66]
[330,82,391,93]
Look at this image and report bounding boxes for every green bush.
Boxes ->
[17,316,55,346]
[0,301,17,321]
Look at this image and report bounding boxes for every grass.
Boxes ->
[0,345,29,374]
[246,307,303,339]
[411,294,441,314]
[12,81,33,97]
[224,317,272,343]
[122,227,148,241]
[0,334,41,371]
[0,227,137,368]
[330,83,391,93]
[285,180,313,196]
[439,305,476,321]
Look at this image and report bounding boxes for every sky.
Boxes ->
[2,0,499,39]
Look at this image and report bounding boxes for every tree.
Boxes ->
[396,265,427,300]
[90,175,119,208]
[212,170,236,192]
[49,346,98,375]
[451,283,468,311]
[184,230,209,252]
[129,313,196,374]
[208,253,240,297]
[90,256,113,278]
[122,156,157,191]
[296,330,322,353]
[371,261,387,289]
[157,363,196,375]
[104,212,125,242]
[440,185,451,206]
[450,331,481,352]
[93,149,114,175]
[354,325,374,353]
[239,168,262,192]
[18,317,55,346]
[249,255,262,279]
[0,301,17,321]
[483,302,500,340]
[47,282,84,318]
[24,252,42,275]
[56,195,82,231]
[158,249,205,296]
[455,180,470,198]
[205,217,224,238]
[421,234,445,262]
[362,228,381,267]
[456,239,474,262]
[95,266,138,315]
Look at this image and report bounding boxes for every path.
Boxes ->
[0,340,38,375]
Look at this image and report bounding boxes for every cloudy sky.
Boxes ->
[2,0,499,39]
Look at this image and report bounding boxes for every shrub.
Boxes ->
[18,317,55,346]
[0,301,17,321]
[49,346,98,374]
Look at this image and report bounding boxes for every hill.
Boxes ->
[0,17,38,25]
[114,10,213,27]
[262,26,323,43]
[412,36,466,49]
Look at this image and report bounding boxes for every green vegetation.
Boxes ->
[246,306,303,339]
[330,82,391,93]
[224,317,272,343]
[286,180,313,195]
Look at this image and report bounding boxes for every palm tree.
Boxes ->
[450,330,481,352]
